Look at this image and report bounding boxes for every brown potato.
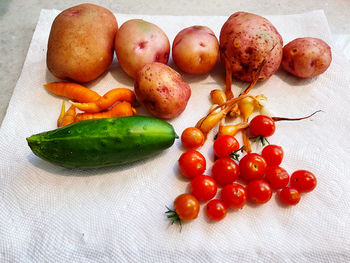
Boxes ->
[281,37,332,78]
[115,19,170,79]
[134,62,191,119]
[47,4,118,83]
[172,26,219,74]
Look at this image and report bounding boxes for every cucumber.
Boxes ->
[26,116,177,168]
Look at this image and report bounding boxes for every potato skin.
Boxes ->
[220,12,283,82]
[115,19,170,79]
[281,37,332,78]
[47,4,118,83]
[172,26,219,74]
[134,62,191,119]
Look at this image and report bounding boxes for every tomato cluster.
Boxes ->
[167,116,317,225]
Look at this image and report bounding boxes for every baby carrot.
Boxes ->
[59,105,76,127]
[57,101,76,127]
[57,101,66,127]
[217,122,249,137]
[75,101,135,122]
[70,88,136,113]
[44,82,100,103]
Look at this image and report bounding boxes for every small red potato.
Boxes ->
[281,37,332,78]
[115,19,170,79]
[134,62,191,119]
[172,26,219,74]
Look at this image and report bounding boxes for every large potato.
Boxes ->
[281,37,332,78]
[172,26,219,74]
[134,62,191,119]
[47,4,118,83]
[220,12,283,82]
[115,19,170,79]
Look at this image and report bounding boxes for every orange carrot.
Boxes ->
[75,101,135,122]
[217,122,249,137]
[59,105,76,127]
[57,104,76,127]
[70,88,136,113]
[57,101,66,127]
[44,82,100,103]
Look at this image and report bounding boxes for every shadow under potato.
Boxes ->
[274,67,318,86]
[44,57,134,89]
[108,59,134,87]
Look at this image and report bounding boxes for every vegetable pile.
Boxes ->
[26,3,331,226]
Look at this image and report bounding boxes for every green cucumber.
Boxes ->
[26,116,177,168]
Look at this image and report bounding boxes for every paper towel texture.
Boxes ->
[1,9,350,262]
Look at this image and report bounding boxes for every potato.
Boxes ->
[134,62,191,119]
[172,26,219,74]
[47,4,118,83]
[281,37,332,78]
[220,12,283,82]
[115,19,170,79]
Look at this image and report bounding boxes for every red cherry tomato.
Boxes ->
[261,145,284,166]
[265,166,290,190]
[213,135,240,158]
[178,150,206,179]
[290,170,317,193]
[190,175,217,202]
[239,153,267,181]
[206,199,227,221]
[181,127,205,149]
[173,193,200,221]
[221,183,247,209]
[279,187,301,206]
[247,179,272,204]
[249,115,276,137]
[211,157,239,186]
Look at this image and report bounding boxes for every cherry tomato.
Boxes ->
[261,145,284,166]
[178,150,206,179]
[173,193,200,221]
[181,127,205,149]
[249,115,276,137]
[221,183,247,209]
[247,179,272,204]
[279,187,301,206]
[265,166,289,190]
[239,153,267,181]
[290,170,317,193]
[213,135,240,158]
[190,175,217,202]
[211,157,239,186]
[206,199,227,221]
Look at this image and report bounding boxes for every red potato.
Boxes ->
[134,62,191,119]
[281,37,332,78]
[220,12,283,92]
[172,26,219,74]
[115,19,170,79]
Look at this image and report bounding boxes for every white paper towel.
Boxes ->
[1,9,350,262]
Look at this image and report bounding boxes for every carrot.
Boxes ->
[70,88,136,113]
[75,101,135,122]
[44,82,101,103]
[217,122,249,137]
[57,101,66,127]
[196,94,251,138]
[57,102,76,127]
